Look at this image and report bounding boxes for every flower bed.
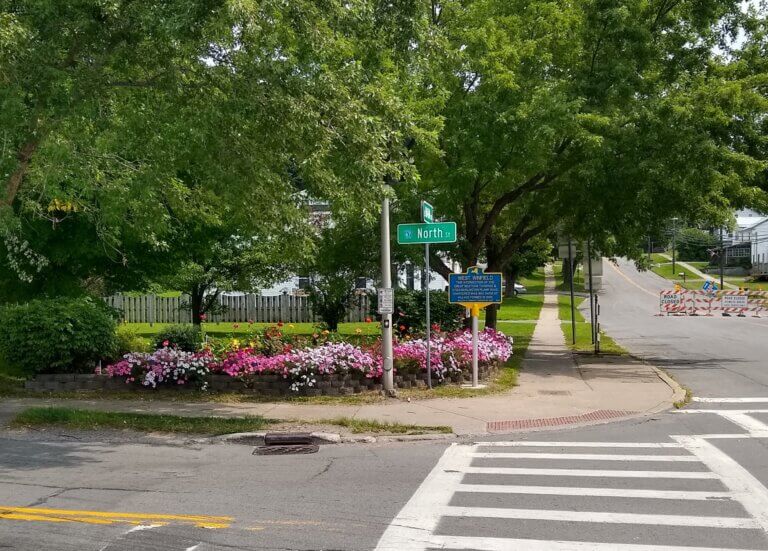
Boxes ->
[99,328,513,395]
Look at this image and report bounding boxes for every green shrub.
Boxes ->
[0,297,117,377]
[154,324,202,352]
[369,289,464,336]
[115,325,152,356]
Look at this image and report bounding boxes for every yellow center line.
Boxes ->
[0,506,232,529]
[608,261,658,298]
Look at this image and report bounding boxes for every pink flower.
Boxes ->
[199,313,207,321]
[162,340,170,347]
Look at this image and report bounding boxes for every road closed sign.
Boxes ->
[722,294,748,309]
[660,293,684,306]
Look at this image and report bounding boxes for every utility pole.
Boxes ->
[648,236,652,262]
[587,240,595,346]
[380,193,395,395]
[568,237,576,346]
[671,217,679,275]
[720,227,725,290]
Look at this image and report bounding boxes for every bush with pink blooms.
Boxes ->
[104,329,513,393]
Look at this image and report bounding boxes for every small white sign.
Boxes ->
[660,293,684,305]
[722,294,748,309]
[378,288,394,315]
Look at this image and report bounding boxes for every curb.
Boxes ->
[626,352,689,411]
[210,431,456,446]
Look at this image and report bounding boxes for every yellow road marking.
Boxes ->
[608,261,658,298]
[0,506,231,529]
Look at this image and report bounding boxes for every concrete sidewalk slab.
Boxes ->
[0,266,682,436]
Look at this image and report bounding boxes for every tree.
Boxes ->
[305,214,381,331]
[0,1,438,300]
[410,0,767,289]
[502,236,552,297]
[676,228,718,262]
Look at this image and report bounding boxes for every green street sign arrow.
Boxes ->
[421,200,434,223]
[397,222,457,244]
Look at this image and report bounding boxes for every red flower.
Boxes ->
[199,313,207,321]
[277,321,284,327]
[399,325,406,331]
[365,317,372,323]
[162,340,170,347]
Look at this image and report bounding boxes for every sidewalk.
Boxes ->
[659,253,738,290]
[0,267,683,436]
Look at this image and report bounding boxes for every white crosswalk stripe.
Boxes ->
[375,436,768,551]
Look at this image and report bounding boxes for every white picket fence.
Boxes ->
[103,294,371,325]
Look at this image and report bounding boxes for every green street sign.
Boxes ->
[397,222,457,244]
[421,200,434,223]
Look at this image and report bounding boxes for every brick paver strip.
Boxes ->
[487,410,637,432]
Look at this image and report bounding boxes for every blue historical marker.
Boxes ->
[449,267,503,305]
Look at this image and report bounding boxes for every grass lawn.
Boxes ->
[724,277,768,291]
[650,252,670,264]
[518,268,546,294]
[12,407,276,434]
[553,261,587,293]
[651,262,704,283]
[557,294,627,355]
[318,417,451,434]
[11,407,452,435]
[125,321,381,337]
[481,294,544,322]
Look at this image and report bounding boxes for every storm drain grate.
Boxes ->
[253,444,320,455]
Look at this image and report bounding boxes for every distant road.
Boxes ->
[598,258,768,398]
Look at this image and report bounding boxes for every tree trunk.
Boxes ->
[562,259,573,287]
[190,285,205,326]
[504,268,519,298]
[485,304,498,330]
[2,139,39,207]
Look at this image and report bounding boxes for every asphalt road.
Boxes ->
[1,260,768,550]
[597,258,768,398]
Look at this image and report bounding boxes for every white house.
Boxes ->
[732,209,768,277]
[741,218,768,277]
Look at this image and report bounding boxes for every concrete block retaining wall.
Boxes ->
[24,364,498,396]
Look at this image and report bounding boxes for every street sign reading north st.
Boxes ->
[449,267,503,305]
[397,222,457,244]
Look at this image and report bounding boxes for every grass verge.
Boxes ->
[557,294,628,355]
[319,417,451,434]
[12,407,276,434]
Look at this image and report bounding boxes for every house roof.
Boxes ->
[737,216,768,231]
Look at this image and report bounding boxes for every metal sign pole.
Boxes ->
[425,243,432,389]
[471,305,479,387]
[568,237,576,345]
[380,196,395,395]
[587,240,595,346]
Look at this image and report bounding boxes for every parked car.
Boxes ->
[514,283,527,295]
